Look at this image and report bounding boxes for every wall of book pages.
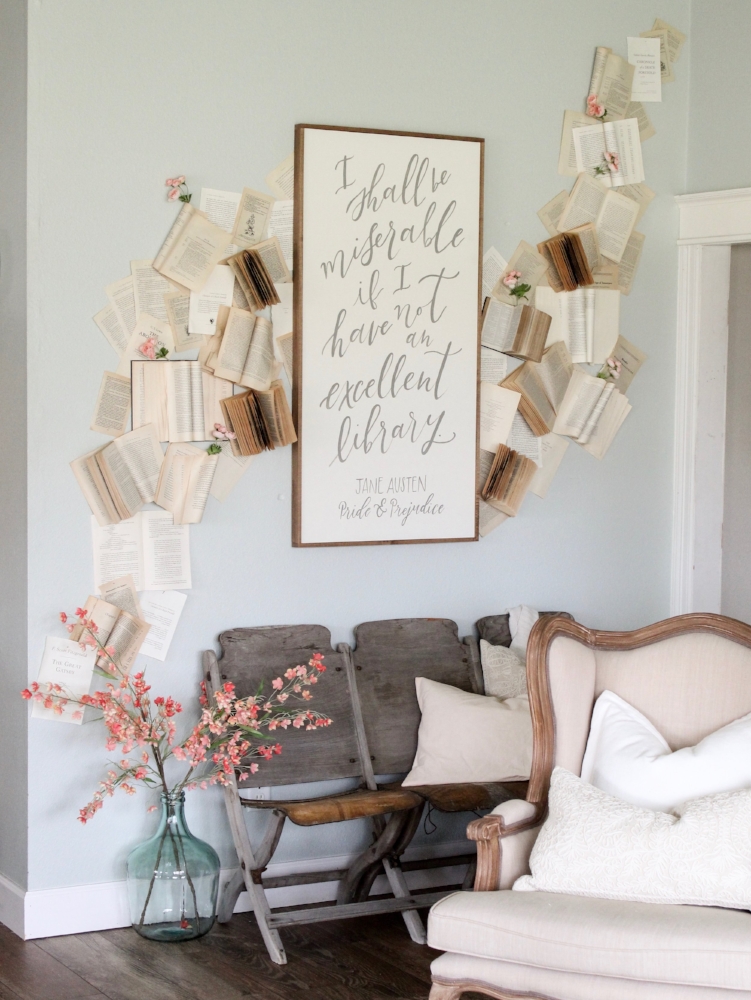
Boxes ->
[70,18,685,664]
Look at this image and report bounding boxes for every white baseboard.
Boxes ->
[1,839,473,940]
[0,873,25,938]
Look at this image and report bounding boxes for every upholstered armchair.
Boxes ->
[428,613,751,1000]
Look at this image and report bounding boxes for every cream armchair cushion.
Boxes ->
[514,767,751,909]
[428,889,751,992]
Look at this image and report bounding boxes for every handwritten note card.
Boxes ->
[295,126,483,545]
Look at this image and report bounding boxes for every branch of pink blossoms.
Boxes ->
[22,610,331,824]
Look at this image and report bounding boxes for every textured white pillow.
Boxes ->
[581,690,751,810]
[480,639,527,698]
[402,677,532,786]
[514,767,751,909]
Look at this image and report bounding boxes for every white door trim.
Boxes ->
[672,188,751,615]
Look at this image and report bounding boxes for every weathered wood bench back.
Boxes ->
[217,624,361,786]
[353,618,482,775]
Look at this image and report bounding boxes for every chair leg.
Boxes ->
[205,651,287,964]
[429,982,465,1000]
[382,858,426,944]
[217,868,245,924]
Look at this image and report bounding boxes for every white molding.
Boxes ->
[0,873,25,939]
[670,245,701,615]
[671,188,746,615]
[1,839,473,940]
[676,188,751,246]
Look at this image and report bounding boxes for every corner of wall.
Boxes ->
[0,0,30,907]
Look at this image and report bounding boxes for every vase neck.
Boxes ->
[155,793,190,837]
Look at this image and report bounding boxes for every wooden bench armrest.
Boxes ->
[466,799,543,891]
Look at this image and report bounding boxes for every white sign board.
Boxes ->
[293,125,483,546]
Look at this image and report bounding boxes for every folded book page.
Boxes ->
[94,303,129,357]
[131,260,184,325]
[265,153,294,200]
[231,188,274,250]
[482,247,508,300]
[139,591,188,661]
[628,36,662,102]
[188,264,235,335]
[479,383,520,452]
[32,638,96,724]
[106,275,137,338]
[529,434,570,498]
[537,191,569,237]
[268,199,294,271]
[91,371,131,437]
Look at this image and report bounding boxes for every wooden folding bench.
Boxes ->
[203,616,543,964]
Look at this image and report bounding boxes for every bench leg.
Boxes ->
[205,651,287,964]
[337,810,411,905]
[383,858,426,944]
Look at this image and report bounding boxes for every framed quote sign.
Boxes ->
[292,124,483,547]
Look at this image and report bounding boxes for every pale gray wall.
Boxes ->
[687,0,751,191]
[0,0,29,890]
[24,0,690,890]
[721,243,751,622]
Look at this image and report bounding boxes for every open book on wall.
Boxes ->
[481,444,537,517]
[91,511,192,592]
[71,595,150,672]
[536,286,620,365]
[553,368,631,459]
[226,238,290,310]
[481,300,552,363]
[131,360,233,443]
[572,118,645,187]
[558,173,639,264]
[154,203,231,293]
[211,307,276,390]
[71,424,163,526]
[537,224,599,292]
[220,381,297,456]
[500,341,573,437]
[155,444,218,525]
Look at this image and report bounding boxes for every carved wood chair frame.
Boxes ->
[434,612,751,1000]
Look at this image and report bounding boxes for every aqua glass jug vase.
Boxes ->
[126,791,220,941]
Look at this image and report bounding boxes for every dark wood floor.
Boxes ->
[0,910,482,1000]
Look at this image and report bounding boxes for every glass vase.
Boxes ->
[126,791,220,941]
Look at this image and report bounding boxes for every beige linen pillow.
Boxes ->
[480,639,527,698]
[402,677,532,786]
[514,767,751,910]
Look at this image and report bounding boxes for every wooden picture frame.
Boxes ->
[292,124,484,547]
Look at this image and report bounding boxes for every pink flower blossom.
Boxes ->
[59,612,68,623]
[272,677,284,690]
[503,270,522,290]
[604,150,619,173]
[168,187,179,201]
[138,336,157,360]
[587,94,606,119]
[165,178,176,187]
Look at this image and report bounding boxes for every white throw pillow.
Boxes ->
[402,677,532,786]
[480,639,527,699]
[514,767,751,910]
[581,690,751,810]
